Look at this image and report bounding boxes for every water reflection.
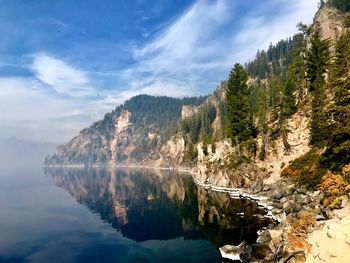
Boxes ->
[45,167,267,249]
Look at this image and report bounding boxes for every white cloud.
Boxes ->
[31,54,97,97]
[132,0,230,75]
[0,77,92,142]
[231,0,319,63]
[118,0,318,99]
[0,0,319,143]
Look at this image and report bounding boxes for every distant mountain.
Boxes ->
[0,137,57,167]
[45,94,207,166]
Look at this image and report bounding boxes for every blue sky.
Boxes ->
[0,0,318,143]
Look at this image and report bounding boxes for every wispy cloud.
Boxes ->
[121,0,318,96]
[0,0,319,143]
[30,54,97,97]
[231,0,319,63]
[0,55,116,142]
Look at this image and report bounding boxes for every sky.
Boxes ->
[0,0,319,144]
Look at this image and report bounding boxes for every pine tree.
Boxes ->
[306,29,331,92]
[255,86,269,159]
[310,74,329,146]
[306,29,331,146]
[289,31,308,103]
[322,32,350,171]
[225,63,254,146]
[282,76,297,118]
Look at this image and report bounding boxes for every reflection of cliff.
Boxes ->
[45,167,268,246]
[45,167,200,241]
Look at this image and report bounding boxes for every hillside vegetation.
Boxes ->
[46,1,350,195]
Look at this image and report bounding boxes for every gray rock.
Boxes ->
[316,214,326,221]
[263,185,271,192]
[293,204,302,213]
[283,201,294,214]
[280,197,287,204]
[313,207,321,216]
[256,230,271,245]
[322,208,334,220]
[295,194,307,205]
[274,192,282,200]
[273,202,283,209]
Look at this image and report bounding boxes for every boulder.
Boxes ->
[280,197,288,204]
[316,214,326,221]
[256,230,271,245]
[274,192,283,200]
[283,201,295,214]
[268,229,283,248]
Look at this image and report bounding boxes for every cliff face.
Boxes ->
[45,95,206,166]
[314,5,346,43]
[46,5,348,189]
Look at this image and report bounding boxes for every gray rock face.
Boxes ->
[44,95,206,167]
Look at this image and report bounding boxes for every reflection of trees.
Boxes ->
[44,167,267,246]
[45,167,201,241]
[196,188,267,246]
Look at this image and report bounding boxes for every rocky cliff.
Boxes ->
[45,95,205,166]
[46,4,348,190]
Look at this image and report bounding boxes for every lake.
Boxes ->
[0,166,269,263]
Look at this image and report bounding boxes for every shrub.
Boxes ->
[319,170,348,209]
[281,150,326,189]
[290,211,317,234]
[342,164,350,183]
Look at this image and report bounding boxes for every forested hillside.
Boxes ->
[46,1,350,196]
[45,95,206,165]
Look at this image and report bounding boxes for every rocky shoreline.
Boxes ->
[194,176,336,262]
[45,164,343,262]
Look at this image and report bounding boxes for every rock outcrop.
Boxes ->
[45,95,205,166]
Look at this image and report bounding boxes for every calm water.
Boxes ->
[0,166,268,263]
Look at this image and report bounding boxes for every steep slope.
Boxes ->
[46,3,349,189]
[45,95,206,166]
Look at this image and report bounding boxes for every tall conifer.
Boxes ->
[225,63,253,145]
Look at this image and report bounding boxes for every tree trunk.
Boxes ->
[282,126,291,150]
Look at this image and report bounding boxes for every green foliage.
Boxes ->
[306,29,331,147]
[310,75,330,147]
[326,0,350,12]
[267,76,283,123]
[183,142,198,162]
[282,76,297,118]
[281,150,326,189]
[321,32,350,171]
[124,94,206,131]
[306,30,331,92]
[345,13,350,27]
[245,36,304,79]
[179,104,217,146]
[225,63,254,146]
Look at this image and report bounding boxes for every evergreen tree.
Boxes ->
[306,29,331,146]
[282,75,297,119]
[288,30,308,103]
[255,86,269,159]
[327,0,350,12]
[322,32,350,170]
[306,30,331,92]
[225,63,254,146]
[267,76,283,123]
[310,74,329,146]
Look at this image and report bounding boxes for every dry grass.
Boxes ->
[290,211,317,235]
